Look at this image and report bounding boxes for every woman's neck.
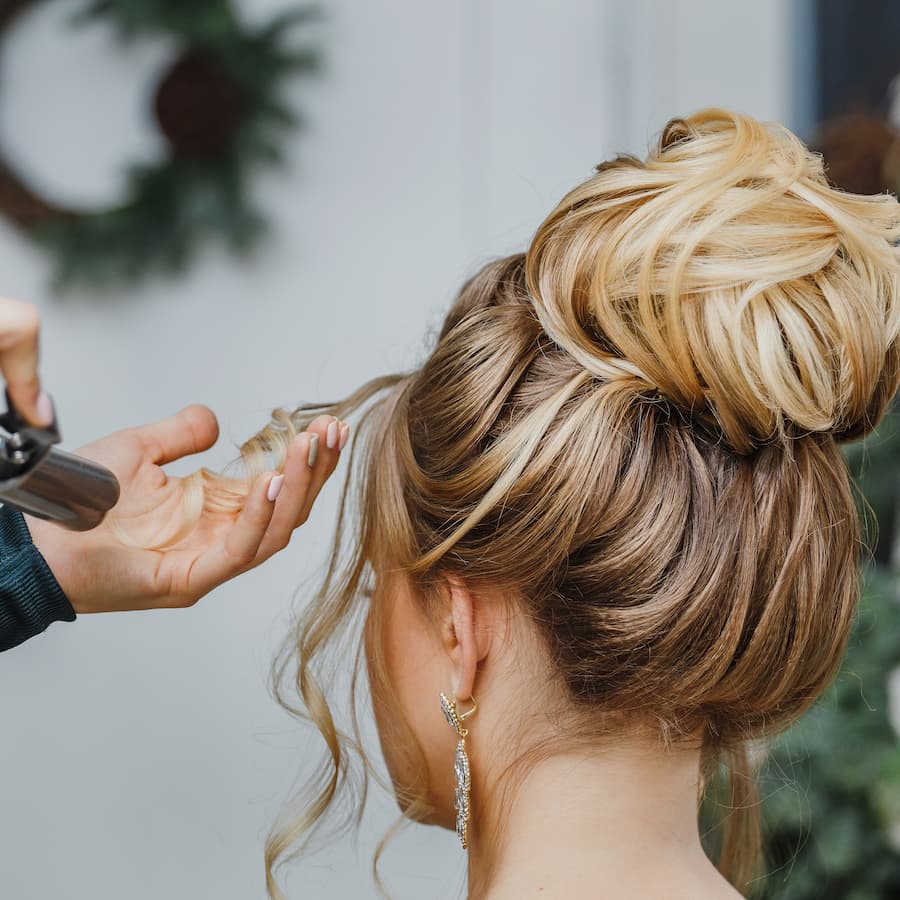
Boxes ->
[466,743,742,899]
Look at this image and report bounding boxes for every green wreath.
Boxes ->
[0,0,322,288]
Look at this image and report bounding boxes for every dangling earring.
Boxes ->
[439,691,478,849]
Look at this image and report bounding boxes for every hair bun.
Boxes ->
[525,107,900,453]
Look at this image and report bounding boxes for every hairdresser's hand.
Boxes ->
[24,406,349,614]
[0,296,52,427]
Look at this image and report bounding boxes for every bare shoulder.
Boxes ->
[686,872,746,900]
[615,868,747,899]
[486,880,745,899]
[641,881,744,900]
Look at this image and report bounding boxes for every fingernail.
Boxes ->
[307,433,319,468]
[326,419,339,449]
[338,421,350,451]
[35,391,54,427]
[267,474,285,502]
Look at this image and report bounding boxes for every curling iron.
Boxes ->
[0,390,120,531]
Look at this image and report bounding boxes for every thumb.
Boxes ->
[136,404,220,465]
[7,381,51,428]
[0,297,49,427]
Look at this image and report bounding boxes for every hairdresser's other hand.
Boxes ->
[0,296,52,427]
[24,406,349,614]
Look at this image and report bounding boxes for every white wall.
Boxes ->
[0,2,793,898]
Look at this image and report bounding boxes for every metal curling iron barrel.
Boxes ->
[0,391,120,532]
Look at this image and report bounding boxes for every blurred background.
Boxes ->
[0,0,897,898]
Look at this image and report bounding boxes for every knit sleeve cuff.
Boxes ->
[0,504,76,652]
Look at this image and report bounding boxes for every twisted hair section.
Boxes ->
[527,108,899,454]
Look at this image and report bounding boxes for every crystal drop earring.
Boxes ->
[439,691,478,849]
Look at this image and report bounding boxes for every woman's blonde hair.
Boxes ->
[192,108,900,897]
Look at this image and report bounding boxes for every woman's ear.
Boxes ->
[442,575,490,702]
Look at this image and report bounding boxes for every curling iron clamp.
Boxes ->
[0,390,120,531]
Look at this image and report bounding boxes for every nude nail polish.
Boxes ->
[307,433,319,467]
[326,419,339,449]
[35,391,54,427]
[267,474,284,502]
[338,421,350,451]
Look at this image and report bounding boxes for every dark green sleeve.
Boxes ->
[0,504,76,652]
